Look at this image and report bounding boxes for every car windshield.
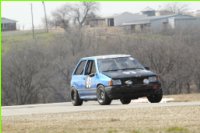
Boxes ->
[97,57,144,72]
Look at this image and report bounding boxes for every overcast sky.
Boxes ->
[2,2,200,30]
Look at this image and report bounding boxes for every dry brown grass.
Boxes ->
[164,93,200,102]
[3,106,200,133]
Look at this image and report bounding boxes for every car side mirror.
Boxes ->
[89,73,95,77]
[144,66,150,70]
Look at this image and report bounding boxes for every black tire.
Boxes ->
[71,88,83,106]
[120,98,131,104]
[147,89,163,103]
[97,85,112,105]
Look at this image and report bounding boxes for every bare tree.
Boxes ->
[51,4,72,31]
[3,43,44,105]
[50,2,99,30]
[163,3,189,14]
[71,2,99,28]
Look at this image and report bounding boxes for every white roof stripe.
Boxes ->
[83,54,131,59]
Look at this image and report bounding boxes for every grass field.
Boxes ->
[2,30,59,53]
[3,105,200,133]
[164,93,200,102]
[2,28,171,54]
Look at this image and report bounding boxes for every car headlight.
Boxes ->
[112,79,122,85]
[148,76,157,82]
[143,79,149,84]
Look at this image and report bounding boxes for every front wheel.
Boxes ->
[97,85,112,105]
[120,98,131,104]
[147,89,163,103]
[71,88,83,106]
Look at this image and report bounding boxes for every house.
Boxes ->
[86,17,107,27]
[2,17,17,31]
[106,12,148,27]
[86,12,147,27]
[122,14,199,32]
[186,10,200,17]
[108,12,146,26]
[141,7,156,16]
[155,10,174,16]
[86,8,156,27]
[86,7,199,33]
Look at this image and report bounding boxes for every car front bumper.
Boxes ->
[105,82,162,99]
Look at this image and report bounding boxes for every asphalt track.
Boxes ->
[2,98,200,116]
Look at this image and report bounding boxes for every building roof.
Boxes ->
[122,14,194,25]
[2,17,17,24]
[82,54,131,60]
[104,12,146,19]
[142,7,155,12]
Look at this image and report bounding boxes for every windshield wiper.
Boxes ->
[102,68,143,72]
[102,69,120,72]
[120,67,144,70]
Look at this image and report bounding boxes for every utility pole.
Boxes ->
[42,2,49,33]
[31,3,35,39]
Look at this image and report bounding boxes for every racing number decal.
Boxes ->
[86,76,92,88]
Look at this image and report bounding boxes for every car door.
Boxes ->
[71,60,87,97]
[83,60,97,99]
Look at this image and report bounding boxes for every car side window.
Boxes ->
[74,60,86,75]
[91,61,96,74]
[85,60,96,75]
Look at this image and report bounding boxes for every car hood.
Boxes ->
[102,69,156,79]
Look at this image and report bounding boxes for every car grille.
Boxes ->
[119,77,148,85]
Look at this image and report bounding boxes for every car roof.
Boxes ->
[81,54,131,60]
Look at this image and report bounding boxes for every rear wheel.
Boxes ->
[71,88,83,106]
[147,89,163,103]
[97,85,112,105]
[120,98,131,104]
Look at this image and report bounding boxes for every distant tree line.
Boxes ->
[2,25,200,105]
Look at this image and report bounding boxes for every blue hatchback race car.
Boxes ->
[70,54,163,106]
